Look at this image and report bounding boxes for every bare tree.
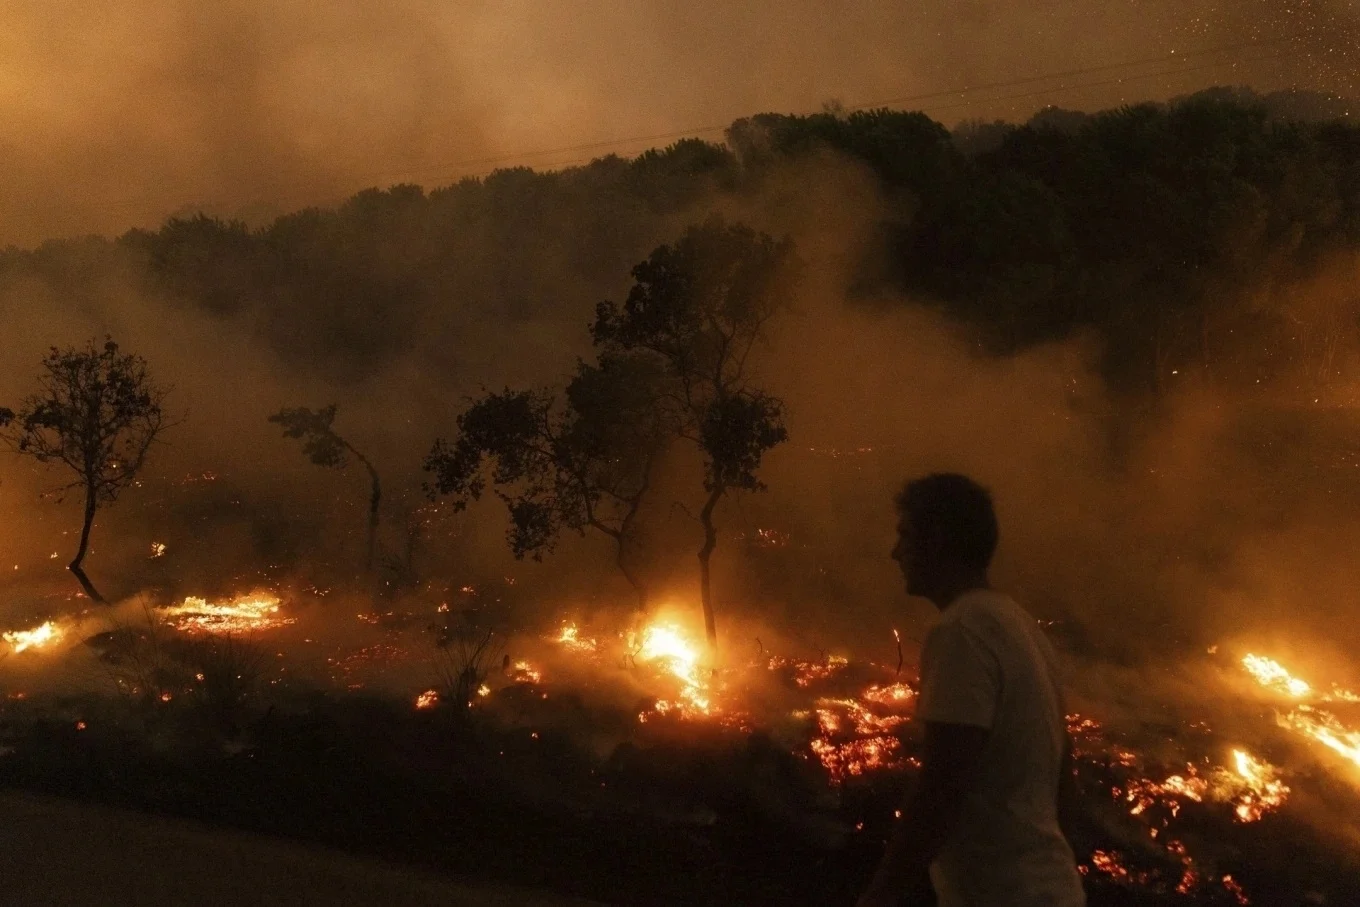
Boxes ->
[2,339,169,602]
[269,404,382,572]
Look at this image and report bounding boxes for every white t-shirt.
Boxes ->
[915,589,1086,907]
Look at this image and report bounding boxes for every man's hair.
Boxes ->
[896,473,999,571]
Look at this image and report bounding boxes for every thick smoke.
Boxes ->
[2,1,1353,245]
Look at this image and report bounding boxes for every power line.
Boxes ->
[370,31,1305,186]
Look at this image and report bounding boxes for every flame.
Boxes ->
[150,542,166,558]
[1282,706,1360,769]
[633,621,712,718]
[1240,654,1360,773]
[512,660,541,684]
[1241,654,1312,698]
[555,622,598,653]
[3,621,63,653]
[162,593,291,633]
[1228,748,1290,823]
[415,689,438,709]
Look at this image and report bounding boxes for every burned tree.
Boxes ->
[1,339,169,602]
[424,353,669,610]
[593,217,793,650]
[269,404,381,572]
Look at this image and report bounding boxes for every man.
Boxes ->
[858,473,1084,907]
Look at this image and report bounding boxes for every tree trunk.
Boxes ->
[617,537,649,613]
[697,485,723,653]
[357,456,381,573]
[70,484,104,603]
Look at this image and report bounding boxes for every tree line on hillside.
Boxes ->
[2,220,794,654]
[2,88,1357,397]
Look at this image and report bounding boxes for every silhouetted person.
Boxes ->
[858,474,1084,907]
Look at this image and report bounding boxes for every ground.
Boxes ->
[0,790,597,907]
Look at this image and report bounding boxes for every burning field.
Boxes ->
[3,574,1360,905]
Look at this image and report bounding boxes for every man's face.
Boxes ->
[891,515,928,598]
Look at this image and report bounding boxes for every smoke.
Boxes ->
[2,1,1353,246]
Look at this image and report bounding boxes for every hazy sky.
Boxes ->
[1,0,1355,245]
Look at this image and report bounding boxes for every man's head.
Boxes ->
[892,473,998,607]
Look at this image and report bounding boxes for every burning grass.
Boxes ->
[3,620,63,654]
[161,593,292,634]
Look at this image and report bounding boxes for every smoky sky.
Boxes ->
[1,0,1354,247]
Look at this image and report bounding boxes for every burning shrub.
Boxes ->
[429,609,506,715]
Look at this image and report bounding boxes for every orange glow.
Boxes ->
[3,620,63,653]
[163,593,291,633]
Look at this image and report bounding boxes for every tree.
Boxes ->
[268,405,381,572]
[593,217,794,651]
[424,353,669,609]
[1,339,168,602]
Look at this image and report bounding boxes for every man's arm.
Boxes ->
[858,721,989,906]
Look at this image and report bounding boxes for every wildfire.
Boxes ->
[1241,654,1311,697]
[3,621,63,654]
[511,660,541,684]
[1227,749,1289,823]
[555,622,598,653]
[634,622,710,714]
[1281,706,1360,768]
[862,682,915,706]
[809,736,903,784]
[792,655,848,688]
[162,593,292,634]
[415,689,438,709]
[1240,653,1360,773]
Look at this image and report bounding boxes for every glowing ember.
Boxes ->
[415,689,438,709]
[162,594,291,634]
[1079,849,1153,886]
[809,736,903,783]
[1241,654,1312,698]
[1123,768,1208,818]
[555,622,598,653]
[1222,874,1250,905]
[792,655,848,688]
[862,682,915,705]
[477,683,491,697]
[150,542,166,558]
[1227,749,1289,822]
[3,621,62,654]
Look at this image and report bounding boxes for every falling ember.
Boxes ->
[415,689,439,709]
[162,594,292,634]
[3,621,63,654]
[1241,654,1312,698]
